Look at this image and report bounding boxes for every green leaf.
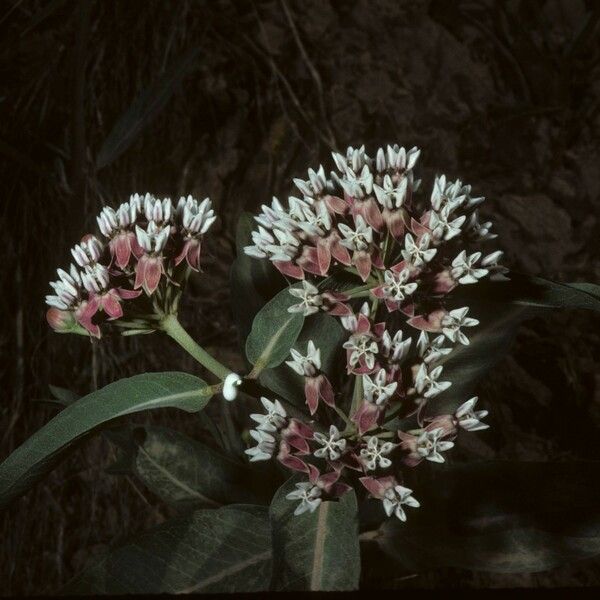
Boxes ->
[0,372,212,509]
[426,273,600,415]
[63,505,272,594]
[107,425,258,509]
[259,313,346,408]
[270,477,360,591]
[246,285,305,373]
[48,385,80,406]
[377,461,600,573]
[96,47,200,169]
[230,212,284,343]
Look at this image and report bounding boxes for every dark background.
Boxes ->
[1,0,600,593]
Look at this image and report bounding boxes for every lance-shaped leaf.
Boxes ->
[426,273,600,415]
[270,477,360,591]
[230,212,285,344]
[106,425,259,509]
[0,372,212,509]
[63,504,272,594]
[96,46,200,169]
[246,285,305,374]
[259,313,346,408]
[377,461,600,573]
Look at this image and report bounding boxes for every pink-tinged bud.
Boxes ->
[46,308,76,332]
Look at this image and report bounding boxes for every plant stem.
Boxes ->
[160,314,231,380]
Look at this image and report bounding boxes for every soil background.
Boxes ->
[1,0,600,593]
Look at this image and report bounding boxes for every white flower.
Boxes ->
[338,215,373,251]
[177,196,216,236]
[135,223,169,254]
[360,437,395,471]
[250,397,287,432]
[71,235,103,267]
[416,428,454,463]
[373,174,408,210]
[266,228,301,262]
[401,233,437,267]
[456,397,489,431]
[381,329,412,364]
[313,425,347,461]
[286,482,322,516]
[253,196,291,230]
[364,368,398,405]
[81,264,110,293]
[245,429,276,462]
[296,202,332,237]
[451,250,488,284]
[332,145,370,175]
[429,204,466,241]
[286,340,321,377]
[288,281,323,316]
[340,302,370,332]
[416,331,452,364]
[144,195,172,224]
[343,333,378,370]
[382,485,420,521]
[46,264,83,309]
[244,225,275,259]
[223,372,242,401]
[415,363,451,398]
[465,210,496,241]
[441,307,479,345]
[294,165,331,197]
[381,268,418,302]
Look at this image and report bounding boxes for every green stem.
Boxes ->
[160,314,231,380]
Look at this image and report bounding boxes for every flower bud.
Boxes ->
[223,373,242,401]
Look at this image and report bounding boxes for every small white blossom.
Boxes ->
[416,428,454,463]
[46,265,83,309]
[313,425,347,461]
[135,223,169,254]
[338,215,373,251]
[416,332,452,364]
[382,484,420,521]
[81,264,110,294]
[465,210,497,241]
[177,196,216,236]
[250,397,287,432]
[244,225,275,259]
[253,196,290,230]
[381,329,412,364]
[364,368,398,405]
[429,204,466,241]
[360,437,395,471]
[343,333,378,370]
[71,235,103,267]
[456,397,489,431]
[223,372,242,401]
[401,233,437,267]
[286,340,321,377]
[286,482,322,516]
[441,307,479,345]
[373,174,408,209]
[288,281,323,316]
[415,363,451,398]
[340,302,370,332]
[245,429,276,462]
[144,195,172,224]
[451,250,489,284]
[381,268,418,302]
[332,145,370,175]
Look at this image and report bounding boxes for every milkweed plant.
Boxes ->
[3,144,600,593]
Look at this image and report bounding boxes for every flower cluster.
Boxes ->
[45,193,216,338]
[244,144,499,520]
